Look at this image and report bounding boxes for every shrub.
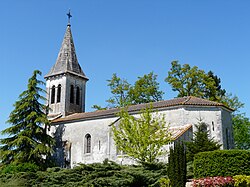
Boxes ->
[0,160,168,187]
[0,163,40,174]
[233,175,250,187]
[192,176,234,187]
[158,177,171,187]
[194,150,250,178]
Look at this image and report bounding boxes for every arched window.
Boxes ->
[85,134,91,153]
[76,86,80,105]
[57,84,61,103]
[70,85,74,104]
[51,85,55,104]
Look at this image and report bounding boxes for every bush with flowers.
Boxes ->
[192,176,234,187]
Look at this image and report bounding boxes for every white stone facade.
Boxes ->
[45,74,87,117]
[49,104,234,168]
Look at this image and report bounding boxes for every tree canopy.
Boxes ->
[112,106,172,165]
[0,70,54,169]
[128,72,164,105]
[165,61,226,102]
[93,72,164,109]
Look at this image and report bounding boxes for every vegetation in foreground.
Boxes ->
[0,160,168,187]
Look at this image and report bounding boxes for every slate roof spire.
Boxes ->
[45,11,88,80]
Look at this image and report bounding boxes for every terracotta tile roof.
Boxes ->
[170,124,192,140]
[52,96,233,124]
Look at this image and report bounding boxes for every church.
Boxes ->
[44,15,234,168]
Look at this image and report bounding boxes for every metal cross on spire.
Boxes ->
[67,9,72,26]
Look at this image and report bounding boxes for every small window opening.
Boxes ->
[85,134,91,153]
[76,86,80,105]
[70,85,74,104]
[51,85,55,104]
[57,84,61,103]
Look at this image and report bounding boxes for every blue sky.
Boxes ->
[1,1,250,136]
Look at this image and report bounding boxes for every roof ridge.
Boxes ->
[52,96,233,123]
[182,96,192,104]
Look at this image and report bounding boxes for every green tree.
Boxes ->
[0,70,54,169]
[222,93,244,113]
[204,71,226,102]
[129,72,164,104]
[165,61,225,101]
[112,106,172,165]
[106,73,132,108]
[168,141,187,187]
[165,61,207,98]
[232,114,250,150]
[93,72,164,109]
[185,121,221,162]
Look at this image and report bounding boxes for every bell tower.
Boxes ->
[44,11,88,118]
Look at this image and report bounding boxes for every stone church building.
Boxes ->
[45,20,234,168]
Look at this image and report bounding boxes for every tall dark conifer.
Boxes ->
[0,70,54,169]
[168,141,187,187]
[186,121,221,162]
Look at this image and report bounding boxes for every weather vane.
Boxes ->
[67,9,72,25]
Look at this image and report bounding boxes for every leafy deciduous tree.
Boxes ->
[129,72,164,105]
[0,70,54,169]
[106,73,132,108]
[93,72,164,109]
[112,106,172,165]
[165,61,225,102]
[232,114,250,150]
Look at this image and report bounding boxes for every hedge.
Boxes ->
[193,150,250,178]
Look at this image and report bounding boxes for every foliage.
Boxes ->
[187,161,194,179]
[0,163,40,174]
[185,120,221,162]
[192,176,234,187]
[128,72,164,105]
[233,175,250,187]
[112,106,172,165]
[165,61,225,101]
[232,114,250,150]
[168,141,187,187]
[158,177,171,187]
[106,73,132,108]
[93,72,164,109]
[221,93,244,113]
[204,71,226,102]
[0,70,54,169]
[0,160,168,187]
[193,150,250,178]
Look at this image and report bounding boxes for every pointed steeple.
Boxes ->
[45,19,88,80]
[45,11,88,117]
